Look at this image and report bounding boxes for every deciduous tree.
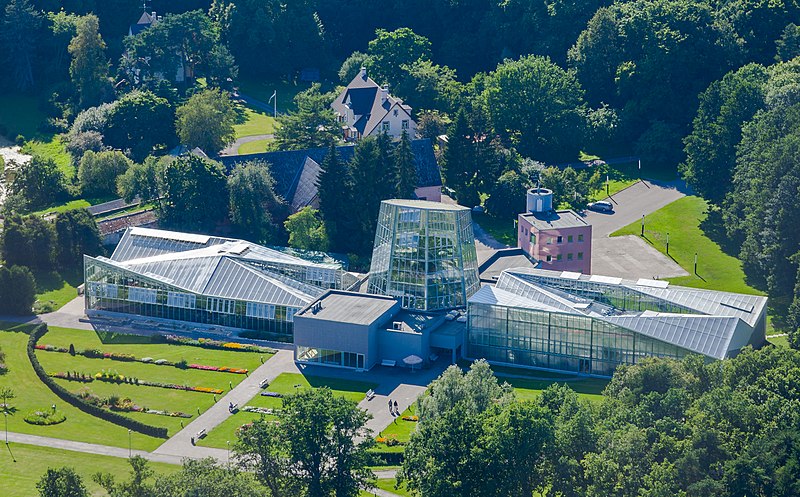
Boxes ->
[175,89,236,154]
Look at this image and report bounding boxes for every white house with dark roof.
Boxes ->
[331,67,417,141]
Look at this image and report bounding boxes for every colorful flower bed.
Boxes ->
[36,344,248,374]
[375,434,402,447]
[76,389,193,418]
[242,406,277,415]
[165,335,275,354]
[402,415,419,422]
[49,369,224,395]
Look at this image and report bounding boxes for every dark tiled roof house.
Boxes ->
[218,138,443,211]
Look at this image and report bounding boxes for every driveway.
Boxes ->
[586,179,690,279]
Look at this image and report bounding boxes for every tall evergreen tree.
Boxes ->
[2,0,42,91]
[443,109,480,207]
[375,132,396,200]
[394,130,416,198]
[316,143,351,250]
[68,14,109,109]
[348,137,383,254]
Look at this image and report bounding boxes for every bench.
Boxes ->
[381,359,396,367]
[429,353,439,362]
[365,389,376,401]
[259,378,270,388]
[196,429,207,439]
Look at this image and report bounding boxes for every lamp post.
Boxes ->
[4,411,8,445]
[226,440,230,465]
[641,215,645,237]
[666,232,669,255]
[606,175,609,197]
[694,252,698,275]
[128,429,132,458]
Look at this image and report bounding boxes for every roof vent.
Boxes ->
[526,188,553,213]
[311,302,322,314]
[392,321,403,330]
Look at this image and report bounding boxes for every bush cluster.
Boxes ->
[27,324,168,438]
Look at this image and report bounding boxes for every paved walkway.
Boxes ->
[4,432,185,465]
[219,134,274,157]
[154,349,299,458]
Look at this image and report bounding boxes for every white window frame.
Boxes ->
[207,297,235,314]
[402,119,409,130]
[382,121,390,132]
[167,291,196,309]
[128,286,157,304]
[246,302,276,320]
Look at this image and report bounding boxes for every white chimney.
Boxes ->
[359,67,367,79]
[381,86,389,104]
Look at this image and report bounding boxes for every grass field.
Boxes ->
[0,324,165,451]
[35,327,270,436]
[0,443,179,497]
[237,78,314,113]
[502,375,606,403]
[611,196,763,295]
[769,335,790,348]
[233,105,277,139]
[237,138,272,155]
[33,271,83,314]
[22,136,73,179]
[0,93,46,139]
[199,372,377,449]
[473,212,516,247]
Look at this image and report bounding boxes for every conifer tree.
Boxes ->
[316,142,350,250]
[395,130,417,198]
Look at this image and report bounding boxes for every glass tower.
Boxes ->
[367,199,480,311]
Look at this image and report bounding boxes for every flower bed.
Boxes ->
[51,368,224,395]
[76,389,193,419]
[36,344,248,374]
[242,406,277,415]
[375,434,402,447]
[261,391,283,398]
[24,408,67,425]
[49,371,94,383]
[402,415,419,422]
[165,335,275,354]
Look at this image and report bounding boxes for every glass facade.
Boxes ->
[296,346,365,369]
[85,257,299,340]
[467,302,690,376]
[368,200,480,311]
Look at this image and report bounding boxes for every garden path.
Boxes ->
[153,349,299,459]
[219,133,274,157]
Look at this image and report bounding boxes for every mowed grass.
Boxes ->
[0,325,165,451]
[233,105,277,139]
[0,93,46,139]
[199,372,377,449]
[22,136,74,179]
[0,443,179,497]
[473,212,516,247]
[374,406,418,454]
[769,335,790,348]
[502,375,607,403]
[33,272,83,314]
[237,77,313,113]
[237,138,272,155]
[611,196,763,295]
[35,326,271,435]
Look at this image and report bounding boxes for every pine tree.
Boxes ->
[2,0,42,91]
[395,130,417,198]
[443,109,480,206]
[375,131,396,200]
[316,143,351,250]
[348,137,382,254]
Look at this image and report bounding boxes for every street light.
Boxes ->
[4,411,8,445]
[641,214,645,237]
[666,232,670,254]
[226,440,230,465]
[128,429,132,458]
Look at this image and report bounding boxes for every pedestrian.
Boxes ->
[394,400,399,413]
[388,399,393,414]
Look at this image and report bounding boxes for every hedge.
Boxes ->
[26,323,169,439]
[367,450,404,466]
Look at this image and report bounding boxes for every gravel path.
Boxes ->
[219,134,274,157]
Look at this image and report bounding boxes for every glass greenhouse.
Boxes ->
[367,199,480,311]
[84,227,348,339]
[466,268,768,376]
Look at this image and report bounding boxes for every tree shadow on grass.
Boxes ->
[94,329,164,345]
[698,206,740,257]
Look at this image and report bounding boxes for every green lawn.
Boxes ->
[0,324,165,451]
[199,372,377,449]
[30,199,92,217]
[502,376,607,403]
[0,443,179,497]
[769,335,790,348]
[473,212,516,247]
[237,138,272,155]
[36,328,269,436]
[373,478,414,497]
[611,196,763,295]
[374,406,418,454]
[33,270,83,314]
[0,93,46,139]
[233,105,277,139]
[237,78,314,113]
[22,136,73,179]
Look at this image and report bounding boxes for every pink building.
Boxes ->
[517,188,592,274]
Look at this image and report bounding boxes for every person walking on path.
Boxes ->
[394,400,399,414]
[388,399,393,415]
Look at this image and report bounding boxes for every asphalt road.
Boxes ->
[583,179,689,237]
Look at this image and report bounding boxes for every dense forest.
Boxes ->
[2,0,800,342]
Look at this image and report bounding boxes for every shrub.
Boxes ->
[175,359,188,370]
[69,344,75,356]
[24,408,66,425]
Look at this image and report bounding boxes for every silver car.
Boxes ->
[587,200,613,212]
